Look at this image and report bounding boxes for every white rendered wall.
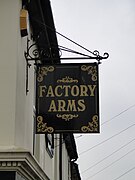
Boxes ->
[0,0,34,153]
[0,0,21,148]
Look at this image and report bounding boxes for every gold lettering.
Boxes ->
[63,85,71,97]
[67,100,77,111]
[48,100,57,112]
[39,84,97,98]
[71,85,79,96]
[88,85,97,96]
[55,85,63,97]
[46,85,55,97]
[39,85,46,97]
[77,99,86,111]
[58,100,66,111]
[80,85,88,96]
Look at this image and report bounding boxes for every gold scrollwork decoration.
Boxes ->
[37,116,54,133]
[56,114,78,121]
[37,66,54,82]
[81,65,97,81]
[81,115,99,132]
[57,76,78,83]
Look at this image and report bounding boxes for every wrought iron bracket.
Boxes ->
[24,38,109,94]
[24,38,42,64]
[26,61,31,94]
[58,45,109,64]
[24,38,109,64]
[24,38,43,94]
[60,51,109,64]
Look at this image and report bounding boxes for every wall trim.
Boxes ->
[0,151,49,180]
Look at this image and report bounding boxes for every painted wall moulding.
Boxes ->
[0,151,49,180]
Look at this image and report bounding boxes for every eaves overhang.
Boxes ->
[27,0,60,64]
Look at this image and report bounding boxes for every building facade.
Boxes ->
[0,0,81,179]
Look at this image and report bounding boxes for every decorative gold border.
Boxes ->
[37,66,54,82]
[56,114,78,121]
[81,65,97,81]
[37,116,54,133]
[81,115,98,132]
[57,76,78,83]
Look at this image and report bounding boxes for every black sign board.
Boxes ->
[36,63,99,133]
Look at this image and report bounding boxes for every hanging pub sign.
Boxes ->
[36,63,99,133]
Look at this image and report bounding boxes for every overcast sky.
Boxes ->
[51,0,135,179]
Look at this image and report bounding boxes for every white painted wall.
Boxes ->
[0,0,34,153]
[0,0,21,148]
